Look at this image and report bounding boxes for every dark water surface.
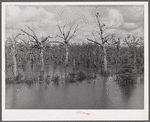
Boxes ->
[6,76,144,109]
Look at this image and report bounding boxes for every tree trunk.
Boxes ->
[30,53,34,72]
[93,59,97,78]
[40,48,44,81]
[65,43,69,67]
[103,45,107,73]
[13,53,17,78]
[133,49,137,77]
[40,49,44,70]
[12,39,18,79]
[65,43,69,79]
[93,49,97,78]
[73,58,76,73]
[134,50,137,67]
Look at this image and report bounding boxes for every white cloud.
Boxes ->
[120,22,143,30]
[54,6,95,26]
[131,27,144,38]
[21,7,37,22]
[6,6,21,22]
[107,8,123,27]
[5,6,55,30]
[129,6,144,17]
[123,23,137,29]
[5,5,144,41]
[123,6,144,23]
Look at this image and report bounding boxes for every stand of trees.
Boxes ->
[5,38,144,83]
[56,23,80,79]
[5,13,144,85]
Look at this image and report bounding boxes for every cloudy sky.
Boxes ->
[5,4,144,43]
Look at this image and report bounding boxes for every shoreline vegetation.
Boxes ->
[5,61,144,87]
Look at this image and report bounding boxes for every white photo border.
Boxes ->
[2,2,149,121]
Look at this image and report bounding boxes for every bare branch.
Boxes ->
[67,24,80,42]
[103,19,117,32]
[57,24,65,38]
[14,33,22,40]
[91,30,101,39]
[72,24,79,34]
[74,24,81,32]
[124,37,130,47]
[94,20,98,27]
[19,43,29,51]
[95,30,101,37]
[104,34,113,41]
[105,41,111,45]
[21,29,39,43]
[87,38,103,48]
[91,32,97,42]
[27,36,36,44]
[95,13,102,34]
[62,24,66,36]
[65,24,74,40]
[14,36,29,51]
[41,36,57,43]
[124,35,140,47]
[56,35,64,39]
[25,25,38,41]
[96,12,101,21]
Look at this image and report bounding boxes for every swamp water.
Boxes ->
[6,75,144,109]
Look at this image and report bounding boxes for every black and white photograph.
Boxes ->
[2,1,149,121]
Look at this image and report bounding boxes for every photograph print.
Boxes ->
[3,2,146,111]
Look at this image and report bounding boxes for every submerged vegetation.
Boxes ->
[66,71,87,83]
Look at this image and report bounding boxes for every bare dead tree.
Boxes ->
[6,34,22,79]
[87,12,116,74]
[16,36,35,75]
[124,34,142,49]
[20,25,56,81]
[56,23,81,78]
[123,34,142,69]
[109,35,122,64]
